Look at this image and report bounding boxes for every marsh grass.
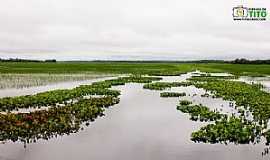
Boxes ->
[0,73,112,89]
[1,62,269,76]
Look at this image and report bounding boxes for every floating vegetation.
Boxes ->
[189,78,270,125]
[0,75,161,112]
[0,75,162,145]
[191,116,262,145]
[183,75,270,145]
[143,82,192,90]
[148,72,187,76]
[177,101,224,122]
[92,75,162,88]
[188,75,238,82]
[179,100,193,106]
[142,73,270,147]
[0,87,120,112]
[160,92,186,97]
[0,96,119,146]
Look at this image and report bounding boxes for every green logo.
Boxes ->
[233,5,267,21]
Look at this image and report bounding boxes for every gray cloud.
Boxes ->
[0,0,269,60]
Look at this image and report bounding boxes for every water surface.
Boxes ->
[0,74,269,160]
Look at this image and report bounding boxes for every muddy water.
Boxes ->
[0,74,269,160]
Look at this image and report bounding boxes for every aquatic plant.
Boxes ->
[148,72,187,76]
[143,82,192,90]
[183,75,270,145]
[179,100,192,106]
[0,87,120,111]
[0,75,161,112]
[177,102,224,122]
[188,75,238,82]
[191,116,262,144]
[0,96,119,145]
[0,75,162,145]
[92,75,162,88]
[189,78,270,126]
[160,92,186,97]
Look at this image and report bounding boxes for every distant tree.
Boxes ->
[0,58,52,62]
[232,58,270,64]
[45,59,57,62]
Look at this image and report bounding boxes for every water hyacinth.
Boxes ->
[0,75,161,112]
[0,96,119,145]
[191,116,262,145]
[0,75,162,145]
[177,101,224,122]
[143,82,192,90]
[160,92,186,97]
[0,87,120,112]
[143,74,270,146]
[186,75,270,145]
[187,75,238,82]
[189,77,270,125]
[179,100,192,106]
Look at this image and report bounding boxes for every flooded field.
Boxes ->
[0,72,270,160]
[0,74,113,89]
[0,76,116,98]
[237,76,270,92]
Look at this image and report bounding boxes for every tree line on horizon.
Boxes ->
[0,58,269,64]
[0,58,56,63]
[230,58,270,64]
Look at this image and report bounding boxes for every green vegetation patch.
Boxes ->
[177,100,224,122]
[92,75,162,88]
[143,82,192,90]
[0,62,194,75]
[160,92,186,97]
[0,75,161,112]
[186,76,270,145]
[177,98,263,145]
[0,75,162,145]
[1,62,269,77]
[195,63,270,77]
[190,79,270,125]
[188,75,238,82]
[191,116,262,145]
[179,100,193,106]
[0,87,120,112]
[0,96,119,146]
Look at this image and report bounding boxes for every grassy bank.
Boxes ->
[193,63,270,76]
[0,62,269,76]
[0,62,192,75]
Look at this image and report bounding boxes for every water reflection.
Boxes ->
[0,73,269,160]
[0,82,267,160]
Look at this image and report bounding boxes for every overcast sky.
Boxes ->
[0,0,269,60]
